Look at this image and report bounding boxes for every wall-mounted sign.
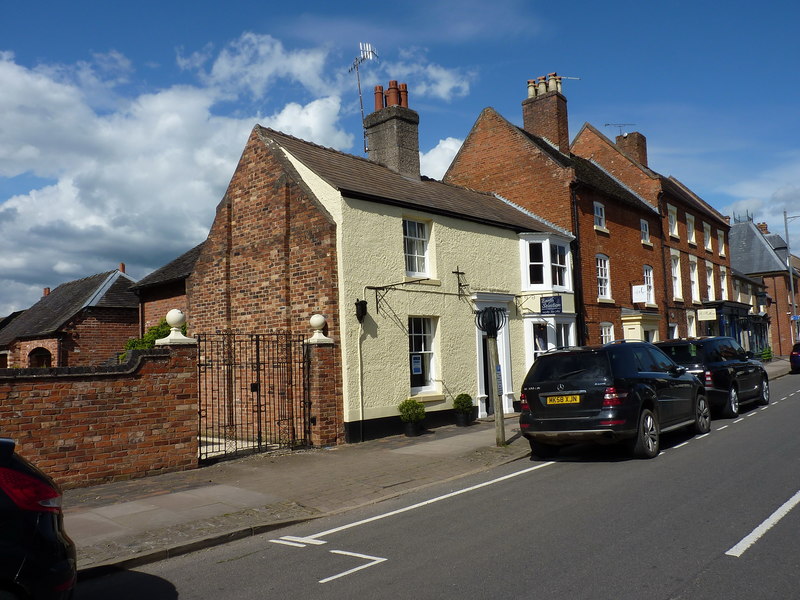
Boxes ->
[411,354,423,375]
[496,364,503,395]
[697,308,717,321]
[632,285,648,303]
[540,295,562,314]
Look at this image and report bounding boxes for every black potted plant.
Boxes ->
[398,398,425,437]
[453,393,475,427]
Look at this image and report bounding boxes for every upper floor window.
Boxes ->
[689,258,700,302]
[718,230,726,256]
[640,219,650,243]
[686,214,696,245]
[671,253,682,300]
[594,202,606,229]
[522,236,572,291]
[733,279,741,302]
[720,267,728,301]
[643,265,655,304]
[596,254,611,299]
[403,219,428,277]
[703,222,713,252]
[667,204,678,238]
[705,262,715,301]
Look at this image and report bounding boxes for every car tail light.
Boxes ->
[600,419,626,426]
[0,467,62,513]
[704,370,713,387]
[520,392,530,412]
[602,387,628,407]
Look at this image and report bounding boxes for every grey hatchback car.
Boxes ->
[519,341,709,459]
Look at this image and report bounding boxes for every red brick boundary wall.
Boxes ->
[0,346,198,489]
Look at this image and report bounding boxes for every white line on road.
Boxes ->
[319,551,387,583]
[746,411,757,417]
[304,461,555,542]
[717,425,729,430]
[726,489,800,558]
[733,418,745,424]
[674,441,690,449]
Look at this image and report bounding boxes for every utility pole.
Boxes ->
[475,307,508,446]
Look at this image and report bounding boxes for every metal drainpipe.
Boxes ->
[656,190,671,338]
[570,184,586,344]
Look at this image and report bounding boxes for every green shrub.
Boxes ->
[760,346,773,362]
[398,398,425,423]
[453,393,474,414]
[123,318,186,351]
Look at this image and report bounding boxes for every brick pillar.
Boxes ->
[306,314,344,446]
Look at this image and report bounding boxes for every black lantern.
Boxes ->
[475,307,507,339]
[355,299,368,323]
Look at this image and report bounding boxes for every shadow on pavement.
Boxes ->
[76,569,178,600]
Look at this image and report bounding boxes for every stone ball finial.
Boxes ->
[307,314,333,345]
[166,309,186,328]
[309,314,326,331]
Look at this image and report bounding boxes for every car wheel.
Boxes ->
[529,439,559,460]
[629,408,659,459]
[694,394,711,434]
[722,386,739,418]
[757,377,770,406]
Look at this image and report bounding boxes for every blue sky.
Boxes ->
[1,0,799,314]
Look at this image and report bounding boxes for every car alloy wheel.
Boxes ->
[723,387,739,418]
[758,378,770,406]
[694,394,711,434]
[630,408,659,459]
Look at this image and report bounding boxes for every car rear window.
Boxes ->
[530,352,611,381]
[660,343,700,365]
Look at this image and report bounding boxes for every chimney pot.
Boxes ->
[386,80,400,107]
[537,76,547,96]
[374,85,384,112]
[43,287,50,297]
[119,262,126,273]
[527,79,537,98]
[523,73,570,151]
[547,72,558,93]
[399,83,408,108]
[757,222,770,234]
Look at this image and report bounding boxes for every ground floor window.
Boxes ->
[687,313,697,337]
[668,322,679,339]
[600,322,614,344]
[28,347,52,368]
[527,317,576,368]
[409,317,436,392]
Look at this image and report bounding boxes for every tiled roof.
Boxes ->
[0,271,137,346]
[129,243,204,291]
[660,176,728,227]
[258,127,564,235]
[729,221,788,275]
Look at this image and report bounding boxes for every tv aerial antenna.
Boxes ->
[604,123,637,136]
[349,42,379,153]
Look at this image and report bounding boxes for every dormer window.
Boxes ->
[521,234,572,292]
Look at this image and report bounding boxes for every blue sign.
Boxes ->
[540,295,562,315]
[791,315,800,321]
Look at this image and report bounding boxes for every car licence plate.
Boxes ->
[546,395,580,405]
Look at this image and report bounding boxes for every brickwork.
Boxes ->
[764,273,797,355]
[138,283,188,335]
[0,346,198,489]
[13,338,59,368]
[60,307,139,366]
[187,127,344,446]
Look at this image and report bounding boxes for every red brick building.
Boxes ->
[445,73,665,343]
[0,267,138,368]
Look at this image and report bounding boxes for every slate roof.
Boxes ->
[129,243,205,292]
[0,271,137,346]
[729,221,788,275]
[258,127,568,236]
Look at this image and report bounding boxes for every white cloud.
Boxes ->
[387,49,475,101]
[420,137,463,179]
[264,97,354,149]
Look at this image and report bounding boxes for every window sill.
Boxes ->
[404,276,441,286]
[670,234,680,241]
[673,297,684,303]
[641,240,653,248]
[688,241,697,247]
[597,298,616,304]
[594,225,610,234]
[408,392,445,403]
[645,303,659,309]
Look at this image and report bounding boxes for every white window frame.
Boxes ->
[718,230,726,256]
[409,316,437,394]
[671,251,683,301]
[689,257,700,302]
[668,204,678,238]
[594,202,606,230]
[703,222,713,252]
[600,322,614,344]
[643,265,655,304]
[705,261,715,301]
[403,219,429,277]
[686,214,696,245]
[525,317,576,372]
[520,234,572,292]
[720,266,728,301]
[596,254,611,300]
[640,219,650,244]
[687,312,697,337]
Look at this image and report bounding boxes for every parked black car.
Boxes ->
[0,438,76,600]
[790,342,800,374]
[655,337,768,418]
[519,341,709,459]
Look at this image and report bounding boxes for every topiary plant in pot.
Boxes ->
[453,393,475,427]
[398,398,425,437]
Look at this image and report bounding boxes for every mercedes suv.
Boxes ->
[519,341,709,460]
[656,337,768,418]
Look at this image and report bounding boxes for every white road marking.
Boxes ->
[717,425,729,430]
[760,406,769,411]
[674,441,690,449]
[269,539,306,548]
[697,433,710,439]
[733,418,745,424]
[746,411,757,417]
[726,489,800,558]
[319,551,387,583]
[270,535,327,547]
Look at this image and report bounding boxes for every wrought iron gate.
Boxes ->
[196,331,310,461]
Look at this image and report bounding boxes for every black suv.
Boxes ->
[0,438,76,599]
[519,341,709,459]
[656,337,768,418]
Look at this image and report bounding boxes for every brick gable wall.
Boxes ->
[138,282,188,335]
[187,127,344,445]
[61,307,139,366]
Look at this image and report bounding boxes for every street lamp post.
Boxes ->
[784,210,800,342]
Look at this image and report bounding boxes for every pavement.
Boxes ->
[64,356,794,577]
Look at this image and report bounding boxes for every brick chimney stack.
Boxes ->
[364,80,420,178]
[119,262,126,273]
[616,131,648,167]
[522,72,570,152]
[43,287,50,297]
[757,222,770,234]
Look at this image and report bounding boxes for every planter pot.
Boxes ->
[404,421,422,437]
[455,411,472,427]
